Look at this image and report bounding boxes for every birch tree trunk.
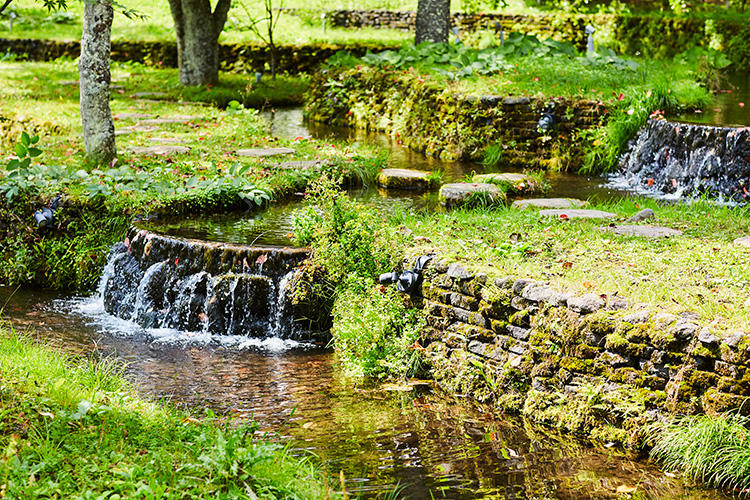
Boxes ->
[79,0,116,165]
[415,0,450,45]
[169,0,231,86]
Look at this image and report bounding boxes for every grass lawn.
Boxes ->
[389,196,750,333]
[0,329,339,498]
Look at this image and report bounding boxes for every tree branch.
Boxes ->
[0,0,14,17]
[211,0,232,42]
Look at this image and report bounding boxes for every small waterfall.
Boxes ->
[96,227,320,340]
[615,118,750,201]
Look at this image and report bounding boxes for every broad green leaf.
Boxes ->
[21,131,30,146]
[15,143,27,158]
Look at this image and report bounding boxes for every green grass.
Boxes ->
[387,196,750,333]
[0,329,339,498]
[650,413,750,493]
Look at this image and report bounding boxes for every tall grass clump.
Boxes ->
[649,412,750,493]
[293,177,424,380]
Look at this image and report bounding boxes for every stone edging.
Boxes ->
[415,258,750,445]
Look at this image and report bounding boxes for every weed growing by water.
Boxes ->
[649,412,750,493]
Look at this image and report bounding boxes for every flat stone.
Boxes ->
[114,113,153,120]
[131,91,170,99]
[540,209,617,220]
[734,236,750,247]
[273,160,323,170]
[129,145,191,156]
[376,168,431,191]
[698,328,719,347]
[447,263,472,280]
[139,115,202,125]
[567,293,605,315]
[512,198,586,210]
[627,208,655,222]
[114,130,133,136]
[148,137,188,144]
[438,182,504,208]
[236,147,295,157]
[605,225,682,238]
[503,96,530,105]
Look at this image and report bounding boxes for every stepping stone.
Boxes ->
[114,130,133,136]
[513,198,586,210]
[734,236,750,247]
[605,225,683,238]
[139,115,202,125]
[114,113,153,120]
[131,91,170,99]
[376,168,432,191]
[540,209,617,220]
[129,145,190,156]
[439,183,504,208]
[149,137,188,144]
[273,160,324,170]
[59,80,79,86]
[236,147,295,158]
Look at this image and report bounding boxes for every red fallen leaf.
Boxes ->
[415,235,432,243]
[198,312,208,322]
[647,178,655,187]
[124,236,130,247]
[243,257,250,269]
[617,92,625,101]
[174,258,179,266]
[583,281,595,289]
[559,214,569,219]
[740,102,745,108]
[256,254,268,265]
[562,262,573,269]
[671,179,678,188]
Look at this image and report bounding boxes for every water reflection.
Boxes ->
[675,72,750,127]
[0,286,725,499]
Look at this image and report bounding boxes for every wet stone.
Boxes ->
[540,209,617,220]
[512,198,586,210]
[376,168,432,191]
[604,225,683,238]
[438,183,504,208]
[734,236,750,247]
[237,147,295,157]
[129,145,191,156]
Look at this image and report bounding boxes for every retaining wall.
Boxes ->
[305,68,605,167]
[414,259,750,445]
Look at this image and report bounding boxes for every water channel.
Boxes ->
[0,110,730,499]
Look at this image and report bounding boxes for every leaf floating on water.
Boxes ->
[124,236,130,247]
[198,312,208,323]
[143,240,153,256]
[256,254,268,265]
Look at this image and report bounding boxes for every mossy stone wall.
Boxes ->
[320,9,750,66]
[0,39,400,74]
[305,68,605,167]
[416,259,750,446]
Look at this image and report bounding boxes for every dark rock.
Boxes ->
[447,263,473,280]
[567,294,605,315]
[697,328,719,347]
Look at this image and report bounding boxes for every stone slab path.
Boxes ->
[129,145,190,156]
[376,168,432,190]
[605,225,683,238]
[114,113,154,120]
[513,198,586,209]
[273,160,324,170]
[439,182,503,208]
[149,137,188,144]
[237,147,295,157]
[734,236,750,247]
[540,209,617,220]
[139,115,202,125]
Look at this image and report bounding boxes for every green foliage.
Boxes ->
[650,413,750,493]
[0,331,338,499]
[2,131,42,201]
[332,284,424,380]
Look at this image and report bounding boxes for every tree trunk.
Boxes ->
[169,0,231,86]
[79,0,116,166]
[415,0,450,45]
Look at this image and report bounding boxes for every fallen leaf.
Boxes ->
[256,254,268,265]
[302,422,316,429]
[616,485,637,494]
[198,312,208,323]
[562,262,573,269]
[583,281,595,289]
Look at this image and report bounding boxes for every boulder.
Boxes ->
[376,168,432,191]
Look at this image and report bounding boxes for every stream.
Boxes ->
[0,110,730,498]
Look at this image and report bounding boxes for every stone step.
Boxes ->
[129,145,191,156]
[439,182,504,208]
[734,236,750,247]
[604,225,683,238]
[138,115,202,125]
[376,168,432,191]
[541,208,616,220]
[512,198,586,209]
[237,147,295,157]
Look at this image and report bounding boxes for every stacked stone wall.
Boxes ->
[305,69,605,166]
[415,259,750,444]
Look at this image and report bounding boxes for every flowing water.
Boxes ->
[0,109,731,498]
[0,287,725,499]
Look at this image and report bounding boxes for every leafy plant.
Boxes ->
[2,131,42,201]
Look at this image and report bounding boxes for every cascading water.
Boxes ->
[614,117,750,201]
[94,227,319,341]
